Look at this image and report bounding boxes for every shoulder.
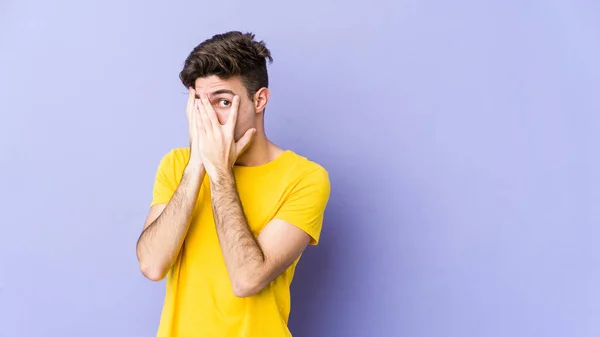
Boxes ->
[274,151,331,245]
[285,151,330,192]
[157,147,190,167]
[287,150,328,173]
[155,147,191,181]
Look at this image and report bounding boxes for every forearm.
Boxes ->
[137,163,205,281]
[210,169,266,293]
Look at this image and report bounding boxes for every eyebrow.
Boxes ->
[196,89,235,99]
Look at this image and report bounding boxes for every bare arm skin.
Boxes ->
[136,87,206,281]
[210,170,311,297]
[136,163,205,281]
[189,92,312,297]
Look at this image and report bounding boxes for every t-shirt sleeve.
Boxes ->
[150,150,179,207]
[274,166,331,245]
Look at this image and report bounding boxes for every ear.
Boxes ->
[253,87,270,114]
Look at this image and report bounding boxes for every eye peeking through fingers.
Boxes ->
[218,99,232,108]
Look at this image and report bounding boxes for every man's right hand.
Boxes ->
[187,87,203,168]
[136,89,207,280]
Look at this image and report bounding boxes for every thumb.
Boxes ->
[235,128,256,156]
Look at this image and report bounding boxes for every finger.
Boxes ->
[186,87,196,117]
[227,95,241,129]
[197,98,213,135]
[187,88,197,139]
[201,94,221,130]
[235,128,256,156]
[192,99,202,136]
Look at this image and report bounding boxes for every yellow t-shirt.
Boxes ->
[150,148,330,337]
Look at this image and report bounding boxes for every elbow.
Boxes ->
[231,277,264,298]
[138,257,167,282]
[137,247,167,282]
[140,265,166,282]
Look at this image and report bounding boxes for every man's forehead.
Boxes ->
[195,89,236,100]
[194,75,241,93]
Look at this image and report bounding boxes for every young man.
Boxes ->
[135,31,331,336]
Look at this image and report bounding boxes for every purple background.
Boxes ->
[1,0,599,336]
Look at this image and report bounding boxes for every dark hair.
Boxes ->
[179,31,273,99]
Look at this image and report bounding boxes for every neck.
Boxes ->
[234,132,282,167]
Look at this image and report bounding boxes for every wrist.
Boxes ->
[184,159,204,175]
[209,166,234,184]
